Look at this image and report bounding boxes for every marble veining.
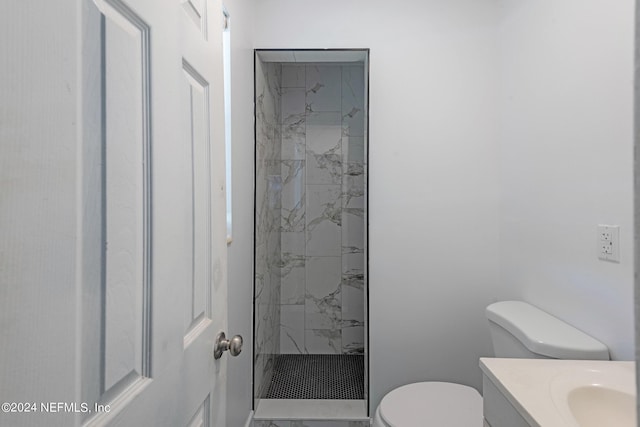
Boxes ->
[306,112,342,154]
[306,284,342,331]
[341,326,365,355]
[280,160,306,233]
[306,329,342,354]
[306,185,342,259]
[307,148,343,185]
[342,208,364,219]
[343,162,364,177]
[281,198,305,233]
[306,65,341,113]
[342,136,364,164]
[308,82,325,94]
[341,66,364,137]
[341,273,364,291]
[342,245,364,255]
[257,60,366,372]
[307,186,342,227]
[342,209,364,258]
[280,304,305,354]
[254,59,283,400]
[281,117,306,161]
[283,64,364,355]
[280,248,305,306]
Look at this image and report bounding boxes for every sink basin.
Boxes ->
[567,385,635,427]
[551,365,637,427]
[481,358,637,427]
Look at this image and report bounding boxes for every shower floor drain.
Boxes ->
[265,354,364,400]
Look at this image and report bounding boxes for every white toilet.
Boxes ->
[372,301,610,427]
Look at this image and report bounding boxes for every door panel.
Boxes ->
[102,0,151,396]
[0,0,228,425]
[187,396,210,427]
[87,0,228,425]
[181,0,208,39]
[182,59,213,343]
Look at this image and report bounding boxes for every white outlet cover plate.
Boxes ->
[597,224,620,263]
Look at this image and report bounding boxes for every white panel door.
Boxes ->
[0,0,229,426]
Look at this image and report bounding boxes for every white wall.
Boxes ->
[224,0,257,425]
[251,0,504,411]
[244,0,636,417]
[498,0,635,361]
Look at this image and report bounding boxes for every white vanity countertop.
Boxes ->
[479,357,636,427]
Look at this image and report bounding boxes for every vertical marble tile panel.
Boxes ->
[341,326,364,355]
[306,111,342,155]
[341,275,364,332]
[259,63,368,387]
[342,136,365,165]
[341,207,364,255]
[342,283,364,330]
[255,303,277,396]
[281,87,307,161]
[257,63,281,132]
[257,301,278,351]
[266,63,283,104]
[255,267,272,315]
[274,121,283,162]
[306,111,342,186]
[267,174,282,211]
[342,252,364,291]
[342,163,364,210]
[306,65,341,112]
[255,124,269,172]
[307,151,342,186]
[341,63,365,357]
[253,353,264,399]
[282,64,305,88]
[305,256,341,330]
[281,160,305,232]
[268,278,282,355]
[280,304,305,354]
[281,120,306,161]
[267,172,283,349]
[253,59,282,401]
[282,87,306,124]
[305,329,341,354]
[280,232,306,305]
[306,185,342,257]
[341,65,364,137]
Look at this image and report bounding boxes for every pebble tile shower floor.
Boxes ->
[265,354,364,400]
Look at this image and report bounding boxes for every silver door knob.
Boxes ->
[214,332,243,359]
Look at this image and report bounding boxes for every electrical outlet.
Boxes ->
[597,225,620,263]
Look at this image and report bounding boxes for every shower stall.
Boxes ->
[252,49,369,425]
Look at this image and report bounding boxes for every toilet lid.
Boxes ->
[379,382,483,427]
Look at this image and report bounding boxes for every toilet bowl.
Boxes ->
[372,301,609,426]
[372,382,482,427]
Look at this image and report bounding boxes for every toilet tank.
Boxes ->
[486,301,610,360]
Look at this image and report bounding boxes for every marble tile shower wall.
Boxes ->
[255,60,283,399]
[279,64,366,355]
